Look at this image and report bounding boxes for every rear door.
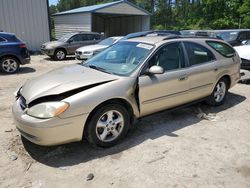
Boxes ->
[138,42,191,116]
[80,34,100,46]
[183,41,217,101]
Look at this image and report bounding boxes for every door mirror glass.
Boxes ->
[148,65,164,74]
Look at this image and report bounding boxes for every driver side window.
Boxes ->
[69,34,81,42]
[148,42,185,71]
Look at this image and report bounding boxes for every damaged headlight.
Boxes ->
[27,102,69,119]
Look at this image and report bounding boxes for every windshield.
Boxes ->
[99,38,117,46]
[83,41,154,76]
[216,31,239,41]
[58,33,74,42]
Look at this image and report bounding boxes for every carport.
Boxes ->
[53,0,150,39]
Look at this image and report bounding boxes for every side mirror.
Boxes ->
[147,65,164,75]
[242,40,247,45]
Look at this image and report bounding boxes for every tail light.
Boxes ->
[19,44,26,48]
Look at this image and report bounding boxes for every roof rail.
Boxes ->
[163,35,222,41]
[162,34,181,40]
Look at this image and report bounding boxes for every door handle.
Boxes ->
[179,75,188,81]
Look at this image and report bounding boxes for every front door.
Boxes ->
[67,34,84,54]
[139,42,191,116]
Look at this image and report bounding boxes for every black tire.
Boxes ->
[206,77,229,106]
[54,49,66,60]
[0,57,20,74]
[85,103,130,147]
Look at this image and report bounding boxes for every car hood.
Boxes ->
[76,45,108,52]
[20,64,120,104]
[234,45,250,60]
[42,41,65,48]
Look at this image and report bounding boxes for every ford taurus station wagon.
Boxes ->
[13,35,241,147]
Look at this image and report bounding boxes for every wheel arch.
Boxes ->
[83,98,135,139]
[55,47,67,55]
[218,75,231,89]
[0,54,21,63]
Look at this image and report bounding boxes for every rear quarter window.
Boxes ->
[206,41,235,58]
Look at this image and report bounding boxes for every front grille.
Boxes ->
[19,96,27,110]
[76,51,82,55]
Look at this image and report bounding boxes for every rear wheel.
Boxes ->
[54,49,66,60]
[206,78,229,106]
[85,103,130,147]
[0,57,20,74]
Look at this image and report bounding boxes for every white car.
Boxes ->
[234,40,250,70]
[75,36,124,60]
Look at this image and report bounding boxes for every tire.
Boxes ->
[85,103,130,147]
[206,77,229,106]
[0,57,20,74]
[54,49,66,60]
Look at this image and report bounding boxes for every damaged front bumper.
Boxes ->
[12,98,89,146]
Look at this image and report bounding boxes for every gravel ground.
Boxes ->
[0,55,249,188]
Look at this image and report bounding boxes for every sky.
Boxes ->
[49,0,59,6]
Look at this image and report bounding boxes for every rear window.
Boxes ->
[206,41,235,57]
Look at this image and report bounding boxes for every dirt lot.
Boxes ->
[0,55,250,188]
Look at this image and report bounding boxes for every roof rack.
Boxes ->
[163,35,222,40]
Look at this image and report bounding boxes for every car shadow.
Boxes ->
[239,79,250,85]
[22,92,246,167]
[43,56,76,62]
[0,67,36,76]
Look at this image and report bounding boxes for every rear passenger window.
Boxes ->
[184,42,215,66]
[206,41,235,57]
[86,34,95,40]
[94,35,101,40]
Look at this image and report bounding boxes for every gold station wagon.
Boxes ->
[13,35,241,147]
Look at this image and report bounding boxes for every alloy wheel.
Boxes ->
[95,110,124,142]
[2,58,18,73]
[56,50,65,60]
[214,81,226,103]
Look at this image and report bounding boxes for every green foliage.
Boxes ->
[50,0,249,31]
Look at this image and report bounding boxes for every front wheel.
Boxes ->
[54,49,66,60]
[206,78,229,106]
[85,103,130,147]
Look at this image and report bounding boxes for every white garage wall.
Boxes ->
[0,0,50,51]
[54,13,92,39]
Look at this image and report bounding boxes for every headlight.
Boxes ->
[27,102,69,119]
[14,86,22,97]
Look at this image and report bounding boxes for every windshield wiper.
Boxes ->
[88,65,112,74]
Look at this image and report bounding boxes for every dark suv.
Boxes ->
[0,32,30,74]
[41,32,102,60]
[215,29,250,46]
